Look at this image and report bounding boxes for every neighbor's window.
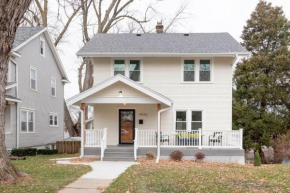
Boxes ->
[176,111,187,130]
[30,67,37,91]
[21,110,35,133]
[183,60,195,82]
[50,114,58,126]
[199,60,211,81]
[51,77,56,97]
[129,60,141,81]
[40,37,45,56]
[114,60,125,76]
[191,111,202,130]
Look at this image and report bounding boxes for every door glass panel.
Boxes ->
[120,110,134,143]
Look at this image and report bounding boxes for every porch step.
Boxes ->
[104,152,134,158]
[103,148,134,161]
[105,148,134,153]
[103,157,134,161]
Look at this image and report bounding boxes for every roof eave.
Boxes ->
[76,52,251,58]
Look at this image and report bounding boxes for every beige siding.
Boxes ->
[91,56,234,145]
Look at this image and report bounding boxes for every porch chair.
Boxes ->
[177,131,199,146]
[155,132,169,145]
[208,132,222,146]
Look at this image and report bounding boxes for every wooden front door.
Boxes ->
[119,109,135,144]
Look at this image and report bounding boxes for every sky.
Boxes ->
[56,0,290,99]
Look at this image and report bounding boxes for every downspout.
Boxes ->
[16,102,19,148]
[156,105,172,163]
[74,106,84,158]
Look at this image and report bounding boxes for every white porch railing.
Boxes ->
[136,129,243,149]
[100,128,107,161]
[134,128,138,160]
[85,129,105,147]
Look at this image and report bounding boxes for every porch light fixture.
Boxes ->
[118,91,123,97]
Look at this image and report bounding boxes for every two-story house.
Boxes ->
[5,27,69,150]
[67,23,250,164]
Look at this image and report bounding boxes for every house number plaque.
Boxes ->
[139,113,147,116]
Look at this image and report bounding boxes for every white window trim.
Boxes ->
[181,58,214,84]
[49,112,59,127]
[111,58,143,83]
[40,37,45,57]
[20,109,35,134]
[30,66,37,91]
[173,108,205,131]
[51,76,56,97]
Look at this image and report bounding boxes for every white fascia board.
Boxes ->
[43,31,69,82]
[67,75,172,106]
[13,28,47,51]
[9,51,21,58]
[76,52,251,58]
[82,97,160,104]
[5,97,22,103]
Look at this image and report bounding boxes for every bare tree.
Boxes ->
[0,0,32,182]
[21,0,81,46]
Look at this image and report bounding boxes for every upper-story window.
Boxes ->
[182,59,212,83]
[114,60,125,76]
[129,60,140,81]
[40,37,45,57]
[113,59,142,82]
[183,60,195,82]
[51,77,56,97]
[30,66,37,91]
[200,60,211,81]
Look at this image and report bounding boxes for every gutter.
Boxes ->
[156,105,172,163]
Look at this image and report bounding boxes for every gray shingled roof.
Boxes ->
[77,33,247,55]
[13,27,45,48]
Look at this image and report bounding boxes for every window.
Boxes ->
[51,77,56,97]
[176,111,187,130]
[183,60,195,82]
[129,60,141,81]
[114,60,125,76]
[40,37,45,56]
[191,111,202,130]
[199,60,211,81]
[50,114,58,126]
[21,110,35,133]
[30,67,37,91]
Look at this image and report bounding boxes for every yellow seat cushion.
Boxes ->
[189,133,199,139]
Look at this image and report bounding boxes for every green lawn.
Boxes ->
[0,154,91,193]
[106,160,290,193]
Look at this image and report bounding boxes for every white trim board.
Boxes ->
[67,74,172,106]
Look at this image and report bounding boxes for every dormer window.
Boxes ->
[40,37,45,57]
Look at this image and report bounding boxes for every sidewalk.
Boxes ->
[57,160,138,193]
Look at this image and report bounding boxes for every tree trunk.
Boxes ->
[0,0,32,182]
[64,101,79,137]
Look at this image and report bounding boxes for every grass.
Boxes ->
[106,159,290,193]
[0,154,91,193]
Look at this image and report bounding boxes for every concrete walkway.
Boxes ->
[57,160,138,193]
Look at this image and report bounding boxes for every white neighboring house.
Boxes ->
[5,27,69,151]
[67,23,250,164]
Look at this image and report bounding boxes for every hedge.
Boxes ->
[11,148,37,157]
[37,149,58,155]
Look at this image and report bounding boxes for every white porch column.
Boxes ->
[239,128,243,150]
[80,103,86,157]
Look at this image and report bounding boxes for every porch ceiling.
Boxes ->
[67,74,172,106]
